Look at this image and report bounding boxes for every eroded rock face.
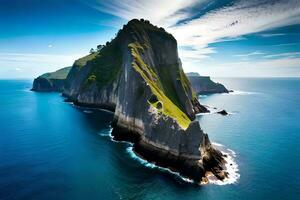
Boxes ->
[36,19,226,182]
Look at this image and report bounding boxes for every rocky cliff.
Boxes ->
[186,72,229,94]
[34,19,227,183]
[32,67,71,92]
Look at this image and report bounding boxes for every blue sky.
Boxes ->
[1,0,300,78]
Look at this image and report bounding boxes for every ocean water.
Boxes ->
[0,78,299,200]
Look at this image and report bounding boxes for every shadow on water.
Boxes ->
[73,106,114,131]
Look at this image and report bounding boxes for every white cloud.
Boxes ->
[91,0,201,27]
[0,53,82,65]
[264,52,300,58]
[48,44,53,48]
[273,42,300,47]
[90,0,300,73]
[258,33,286,37]
[169,0,300,49]
[185,57,300,77]
[0,53,84,78]
[220,57,300,68]
[235,51,265,57]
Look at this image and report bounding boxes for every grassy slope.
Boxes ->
[41,66,72,80]
[74,53,98,68]
[126,20,193,129]
[129,42,191,129]
[73,40,122,88]
[85,40,122,87]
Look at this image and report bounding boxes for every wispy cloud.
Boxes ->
[0,52,84,78]
[90,0,201,27]
[264,52,300,58]
[235,51,265,57]
[258,33,286,37]
[170,0,300,60]
[89,0,300,67]
[273,42,300,47]
[0,53,82,64]
[199,57,300,77]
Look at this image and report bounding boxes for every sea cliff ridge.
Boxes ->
[32,19,229,183]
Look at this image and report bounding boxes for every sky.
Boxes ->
[1,0,300,79]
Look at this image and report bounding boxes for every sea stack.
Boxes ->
[36,19,227,182]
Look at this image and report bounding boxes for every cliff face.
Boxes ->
[186,72,229,95]
[32,67,71,92]
[61,19,226,182]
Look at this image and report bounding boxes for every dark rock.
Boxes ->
[217,110,228,115]
[156,101,162,109]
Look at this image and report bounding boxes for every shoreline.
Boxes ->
[99,127,240,185]
[63,94,239,185]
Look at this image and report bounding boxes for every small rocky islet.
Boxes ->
[32,19,231,183]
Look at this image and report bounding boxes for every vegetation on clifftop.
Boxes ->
[40,66,71,80]
[84,39,122,88]
[74,53,98,68]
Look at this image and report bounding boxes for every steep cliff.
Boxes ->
[61,19,226,182]
[32,67,71,92]
[186,72,229,94]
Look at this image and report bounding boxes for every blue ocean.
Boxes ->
[0,78,299,200]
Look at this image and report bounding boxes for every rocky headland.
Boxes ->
[186,72,230,95]
[32,19,228,183]
[32,67,71,92]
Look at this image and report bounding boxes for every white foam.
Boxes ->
[223,90,259,95]
[212,142,224,147]
[126,146,194,183]
[196,109,236,116]
[98,127,239,186]
[98,128,133,145]
[207,145,240,185]
[199,94,208,98]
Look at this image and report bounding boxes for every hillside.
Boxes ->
[32,67,71,92]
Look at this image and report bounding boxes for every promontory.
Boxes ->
[32,19,228,183]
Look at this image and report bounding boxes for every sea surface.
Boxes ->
[0,78,299,200]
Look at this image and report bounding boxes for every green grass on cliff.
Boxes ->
[73,39,122,88]
[74,53,98,68]
[85,40,122,88]
[129,42,191,129]
[41,66,71,80]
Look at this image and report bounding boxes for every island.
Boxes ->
[32,19,228,183]
[186,72,230,95]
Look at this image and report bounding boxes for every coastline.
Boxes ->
[32,88,239,185]
[98,125,239,185]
